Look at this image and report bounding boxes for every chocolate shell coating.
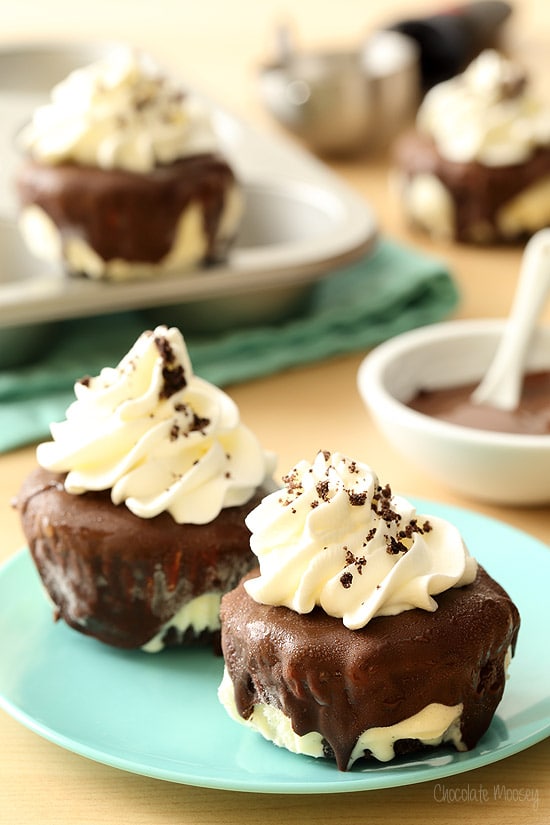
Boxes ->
[220,567,520,770]
[16,153,238,267]
[16,466,268,649]
[394,130,550,243]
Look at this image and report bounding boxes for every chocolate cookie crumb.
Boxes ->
[190,413,210,432]
[316,480,330,502]
[386,535,408,555]
[154,334,176,363]
[340,572,353,589]
[160,364,186,399]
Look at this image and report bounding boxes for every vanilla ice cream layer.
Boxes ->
[398,170,550,243]
[497,175,550,237]
[19,183,242,280]
[141,592,221,652]
[218,667,465,768]
[397,172,455,240]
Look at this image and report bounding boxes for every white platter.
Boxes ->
[0,42,377,332]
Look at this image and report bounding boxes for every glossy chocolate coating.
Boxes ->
[16,153,237,266]
[408,371,550,434]
[395,130,550,243]
[221,567,519,770]
[16,466,269,649]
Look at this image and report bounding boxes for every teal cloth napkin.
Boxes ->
[0,237,459,453]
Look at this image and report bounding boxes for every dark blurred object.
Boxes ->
[389,1,513,90]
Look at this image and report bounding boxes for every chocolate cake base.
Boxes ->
[220,567,520,770]
[16,153,239,269]
[394,130,550,243]
[16,467,269,650]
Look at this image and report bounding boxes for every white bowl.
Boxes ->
[357,319,550,506]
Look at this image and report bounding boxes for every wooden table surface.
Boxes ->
[0,0,548,822]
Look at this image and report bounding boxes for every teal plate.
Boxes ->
[0,500,549,794]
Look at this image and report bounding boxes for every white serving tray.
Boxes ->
[0,42,377,332]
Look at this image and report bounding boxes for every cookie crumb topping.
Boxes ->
[340,572,353,589]
[155,334,187,399]
[243,448,478,628]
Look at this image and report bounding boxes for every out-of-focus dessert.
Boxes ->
[394,49,550,243]
[16,47,243,279]
[15,325,275,651]
[218,450,520,770]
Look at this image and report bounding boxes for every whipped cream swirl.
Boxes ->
[21,46,219,172]
[418,49,550,166]
[244,451,477,628]
[37,326,273,524]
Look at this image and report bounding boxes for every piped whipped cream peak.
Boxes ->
[417,49,550,166]
[244,450,477,628]
[36,326,273,524]
[21,46,219,172]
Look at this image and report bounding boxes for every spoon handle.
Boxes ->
[471,229,550,410]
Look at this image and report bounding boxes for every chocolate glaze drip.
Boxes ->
[408,371,550,435]
[221,568,520,770]
[16,467,269,649]
[16,153,237,266]
[394,130,550,242]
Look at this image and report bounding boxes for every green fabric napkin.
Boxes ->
[0,237,459,453]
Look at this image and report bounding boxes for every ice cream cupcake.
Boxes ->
[394,50,550,243]
[16,47,243,279]
[218,450,520,770]
[16,325,275,650]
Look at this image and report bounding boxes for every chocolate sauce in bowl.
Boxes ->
[408,370,550,435]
